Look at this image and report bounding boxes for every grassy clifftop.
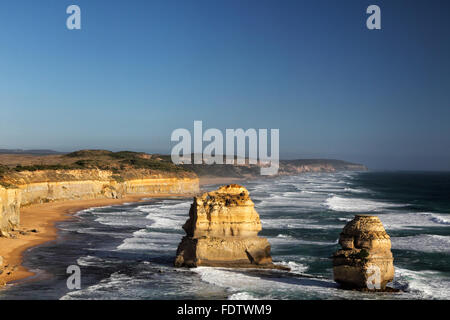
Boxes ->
[0,150,367,186]
[0,150,194,187]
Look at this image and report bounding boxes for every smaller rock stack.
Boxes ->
[333,215,394,290]
[174,184,285,269]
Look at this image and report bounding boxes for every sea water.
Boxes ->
[0,171,449,300]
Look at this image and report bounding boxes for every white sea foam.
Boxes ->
[228,292,260,300]
[343,187,367,194]
[325,195,403,212]
[276,234,292,238]
[378,212,450,230]
[61,272,148,300]
[117,230,181,252]
[193,267,346,300]
[261,218,340,230]
[94,216,141,227]
[77,255,107,267]
[395,267,450,300]
[270,235,337,247]
[391,235,450,253]
[423,212,450,225]
[277,261,309,274]
[141,200,190,230]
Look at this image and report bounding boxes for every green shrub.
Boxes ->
[65,150,113,158]
[13,164,76,172]
[353,249,370,261]
[111,175,125,183]
[0,181,17,189]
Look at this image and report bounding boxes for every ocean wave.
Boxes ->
[421,212,450,225]
[276,234,292,238]
[325,195,404,213]
[343,187,368,194]
[378,212,450,230]
[193,267,345,300]
[61,272,148,300]
[261,218,340,230]
[277,261,309,274]
[270,235,338,247]
[140,201,190,230]
[77,255,106,267]
[391,234,450,253]
[394,267,450,300]
[228,292,261,300]
[117,229,181,252]
[94,216,142,227]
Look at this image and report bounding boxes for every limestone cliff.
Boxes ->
[0,169,199,234]
[175,184,285,269]
[0,187,21,235]
[333,215,394,290]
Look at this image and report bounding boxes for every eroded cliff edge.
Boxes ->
[175,184,286,269]
[0,150,201,236]
[0,169,199,235]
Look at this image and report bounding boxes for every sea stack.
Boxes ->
[174,184,283,269]
[333,215,394,290]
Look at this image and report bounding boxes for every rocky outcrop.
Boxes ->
[0,169,199,234]
[175,184,285,269]
[333,215,394,290]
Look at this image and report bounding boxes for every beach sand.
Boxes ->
[0,193,192,286]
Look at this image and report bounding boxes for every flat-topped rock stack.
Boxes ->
[175,184,285,269]
[333,215,394,290]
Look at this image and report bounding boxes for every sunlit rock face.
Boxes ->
[0,169,199,234]
[333,215,394,290]
[175,185,284,269]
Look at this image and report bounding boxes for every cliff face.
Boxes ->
[0,187,21,235]
[0,169,199,234]
[175,185,285,269]
[333,215,394,290]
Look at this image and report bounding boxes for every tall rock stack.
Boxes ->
[175,184,284,269]
[333,215,394,290]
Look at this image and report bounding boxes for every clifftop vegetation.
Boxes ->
[0,150,192,185]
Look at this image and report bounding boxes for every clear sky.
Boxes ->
[1,0,449,170]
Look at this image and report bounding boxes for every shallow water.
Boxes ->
[1,171,449,300]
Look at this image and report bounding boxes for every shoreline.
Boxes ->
[0,193,193,287]
[0,177,252,287]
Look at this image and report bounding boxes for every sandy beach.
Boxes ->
[0,193,192,287]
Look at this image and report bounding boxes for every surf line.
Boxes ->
[177,304,211,318]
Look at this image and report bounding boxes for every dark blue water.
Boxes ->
[1,172,449,300]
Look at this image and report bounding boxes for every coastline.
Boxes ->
[0,193,193,287]
[1,176,254,287]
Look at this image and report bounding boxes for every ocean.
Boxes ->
[1,171,449,300]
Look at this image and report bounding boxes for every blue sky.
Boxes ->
[1,0,449,170]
